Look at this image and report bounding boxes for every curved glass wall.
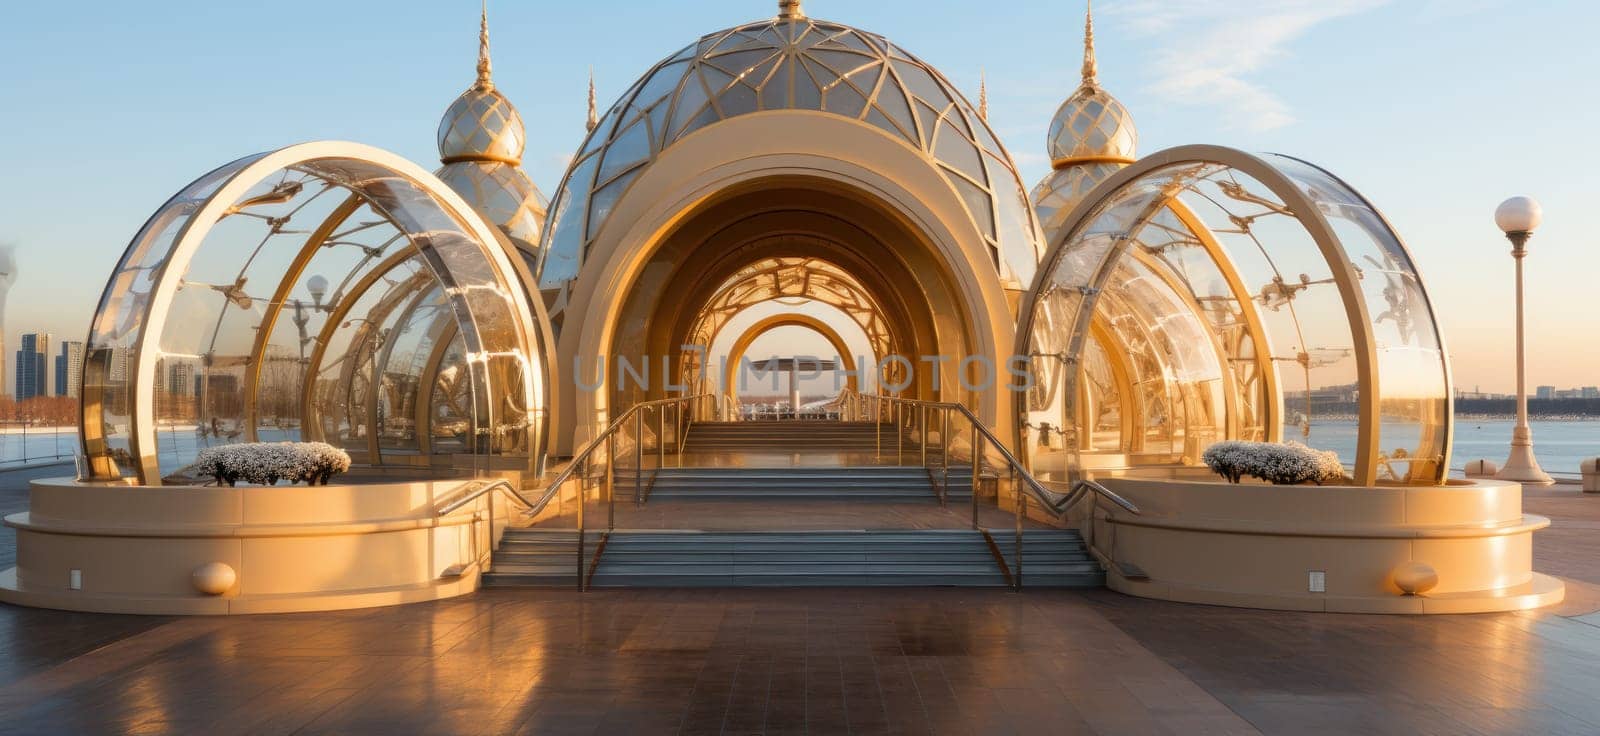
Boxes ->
[83,143,551,484]
[1018,146,1451,486]
[536,11,1044,329]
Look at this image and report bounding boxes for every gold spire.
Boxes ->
[778,0,805,21]
[1080,0,1098,87]
[978,70,988,121]
[586,69,599,132]
[475,0,494,90]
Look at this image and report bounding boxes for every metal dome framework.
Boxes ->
[81,142,552,485]
[1016,145,1453,487]
[535,12,1044,304]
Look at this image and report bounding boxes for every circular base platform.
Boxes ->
[1,477,501,615]
[1091,476,1565,614]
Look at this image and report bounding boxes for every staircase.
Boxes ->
[639,466,972,502]
[483,528,1102,588]
[680,421,894,452]
[481,529,579,587]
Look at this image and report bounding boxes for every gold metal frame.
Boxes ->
[85,142,549,485]
[1015,144,1452,487]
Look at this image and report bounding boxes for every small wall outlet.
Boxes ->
[69,569,82,590]
[1308,570,1326,593]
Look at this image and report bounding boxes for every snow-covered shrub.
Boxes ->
[1202,441,1346,486]
[195,442,352,487]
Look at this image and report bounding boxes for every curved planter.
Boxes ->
[0,477,505,615]
[1091,477,1564,614]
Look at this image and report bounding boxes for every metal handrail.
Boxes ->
[435,478,534,517]
[871,394,1072,519]
[524,393,716,519]
[849,391,1143,590]
[1067,478,1142,515]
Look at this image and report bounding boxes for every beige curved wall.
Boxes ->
[0,478,507,615]
[554,111,1023,455]
[1087,477,1563,613]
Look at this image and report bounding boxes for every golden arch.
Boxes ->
[721,312,862,406]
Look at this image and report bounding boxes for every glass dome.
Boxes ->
[80,142,551,485]
[1017,145,1452,487]
[535,10,1042,300]
[434,6,548,273]
[1031,3,1137,245]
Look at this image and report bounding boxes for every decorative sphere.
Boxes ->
[305,274,329,300]
[1494,196,1543,234]
[1392,561,1439,595]
[192,562,237,596]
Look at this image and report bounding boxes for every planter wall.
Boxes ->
[0,477,511,615]
[1089,477,1563,614]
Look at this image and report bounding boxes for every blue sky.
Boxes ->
[0,0,1595,393]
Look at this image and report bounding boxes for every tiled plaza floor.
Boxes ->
[4,466,1600,734]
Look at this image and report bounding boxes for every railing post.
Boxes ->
[657,406,665,469]
[875,398,882,459]
[578,456,590,591]
[940,408,950,508]
[919,405,928,467]
[896,400,903,462]
[634,410,644,508]
[608,441,617,532]
[970,416,980,530]
[1013,464,1023,591]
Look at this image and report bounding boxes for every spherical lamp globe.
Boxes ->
[1495,196,1543,235]
[306,274,329,305]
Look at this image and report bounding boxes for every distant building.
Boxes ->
[14,332,51,400]
[168,361,194,396]
[55,341,84,398]
[1535,386,1556,400]
[1584,387,1600,399]
[106,347,132,383]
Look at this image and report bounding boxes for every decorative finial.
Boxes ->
[1081,0,1098,87]
[778,0,805,21]
[475,0,494,90]
[586,69,599,133]
[978,70,988,121]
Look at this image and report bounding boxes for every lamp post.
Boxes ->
[1494,196,1554,485]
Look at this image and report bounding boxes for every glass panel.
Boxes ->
[1266,154,1449,483]
[942,167,994,240]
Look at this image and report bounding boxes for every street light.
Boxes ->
[1494,196,1553,485]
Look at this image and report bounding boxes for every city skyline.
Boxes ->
[1,0,1595,393]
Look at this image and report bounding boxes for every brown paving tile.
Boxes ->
[9,469,1600,735]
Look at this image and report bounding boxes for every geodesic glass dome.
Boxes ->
[535,10,1043,314]
[1018,145,1451,487]
[81,142,551,485]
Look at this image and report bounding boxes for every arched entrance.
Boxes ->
[722,312,861,406]
[533,8,1047,455]
[542,113,1038,454]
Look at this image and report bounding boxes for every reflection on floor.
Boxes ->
[5,469,1600,732]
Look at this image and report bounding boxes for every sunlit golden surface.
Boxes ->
[3,467,1600,732]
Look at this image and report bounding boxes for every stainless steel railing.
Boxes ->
[834,387,1139,589]
[528,392,719,589]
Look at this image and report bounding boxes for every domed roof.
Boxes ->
[436,10,526,165]
[1044,4,1136,167]
[536,0,1042,291]
[435,6,547,271]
